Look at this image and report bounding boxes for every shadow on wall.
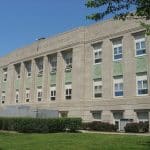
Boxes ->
[0,105,59,118]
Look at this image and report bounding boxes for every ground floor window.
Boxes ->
[50,86,56,101]
[65,84,72,100]
[91,111,101,120]
[37,87,42,102]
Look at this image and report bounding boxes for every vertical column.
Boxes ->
[31,59,36,103]
[102,39,113,99]
[43,56,49,102]
[56,52,65,101]
[72,44,85,101]
[7,64,15,105]
[19,62,25,103]
[83,43,93,100]
[123,33,136,97]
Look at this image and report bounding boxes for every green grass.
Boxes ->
[0,132,149,150]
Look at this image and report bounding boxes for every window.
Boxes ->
[15,89,19,103]
[137,112,148,122]
[65,84,72,100]
[36,58,43,76]
[1,91,5,104]
[50,86,56,100]
[93,43,102,64]
[91,111,101,120]
[93,79,102,98]
[25,61,32,77]
[49,55,57,73]
[15,64,21,79]
[114,76,123,97]
[64,52,72,71]
[37,87,42,101]
[135,36,146,56]
[136,74,148,96]
[59,111,68,118]
[3,68,7,82]
[25,88,30,102]
[113,40,122,61]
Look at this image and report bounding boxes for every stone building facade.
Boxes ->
[0,19,150,130]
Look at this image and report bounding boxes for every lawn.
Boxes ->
[0,132,150,150]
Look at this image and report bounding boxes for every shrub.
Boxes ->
[124,122,149,133]
[0,117,82,133]
[87,121,117,132]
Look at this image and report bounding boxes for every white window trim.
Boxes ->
[65,84,72,100]
[37,88,42,101]
[93,80,102,98]
[93,45,102,65]
[50,86,56,100]
[15,90,19,103]
[113,77,123,98]
[136,74,148,96]
[25,89,30,102]
[3,71,7,82]
[1,91,6,104]
[113,43,123,61]
[135,37,146,57]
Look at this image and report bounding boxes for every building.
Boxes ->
[0,19,150,131]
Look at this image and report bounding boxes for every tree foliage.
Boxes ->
[85,0,150,34]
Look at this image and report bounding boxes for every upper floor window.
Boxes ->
[93,79,102,98]
[112,40,122,61]
[136,73,148,96]
[37,87,42,101]
[36,58,43,77]
[25,88,30,102]
[93,43,102,64]
[3,68,7,82]
[114,76,123,97]
[14,64,21,79]
[15,89,19,103]
[50,86,56,101]
[49,55,57,73]
[64,51,72,71]
[25,61,32,77]
[65,84,72,100]
[135,35,146,56]
[1,91,6,104]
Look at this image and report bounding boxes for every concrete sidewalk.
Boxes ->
[80,130,150,136]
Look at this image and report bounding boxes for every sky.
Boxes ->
[0,0,97,57]
[0,0,136,57]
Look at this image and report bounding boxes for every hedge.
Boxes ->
[0,117,82,133]
[82,121,117,132]
[124,122,149,133]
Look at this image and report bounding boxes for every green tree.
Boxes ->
[85,0,150,35]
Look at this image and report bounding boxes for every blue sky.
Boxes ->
[0,0,136,57]
[0,0,97,57]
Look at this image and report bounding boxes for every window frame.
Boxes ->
[25,88,30,102]
[1,91,6,104]
[93,79,102,98]
[136,74,148,96]
[135,37,146,57]
[3,68,7,82]
[15,90,19,103]
[50,86,56,101]
[113,42,123,61]
[65,84,72,100]
[93,44,102,64]
[37,87,42,102]
[113,77,124,97]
